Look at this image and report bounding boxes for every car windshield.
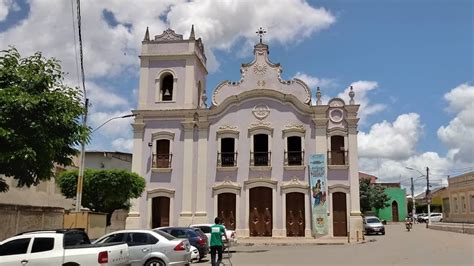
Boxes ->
[152,230,175,240]
[366,218,380,223]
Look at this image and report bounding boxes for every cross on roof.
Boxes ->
[256,27,267,44]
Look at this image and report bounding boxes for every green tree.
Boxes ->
[57,169,146,225]
[0,47,88,192]
[359,178,390,213]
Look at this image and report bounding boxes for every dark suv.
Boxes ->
[157,227,209,261]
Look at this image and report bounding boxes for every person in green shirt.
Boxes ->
[210,217,228,266]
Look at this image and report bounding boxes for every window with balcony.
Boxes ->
[219,138,237,167]
[286,136,303,166]
[329,135,345,165]
[252,134,270,166]
[154,139,172,168]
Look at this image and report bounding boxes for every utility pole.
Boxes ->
[75,98,88,212]
[426,167,431,228]
[411,177,416,218]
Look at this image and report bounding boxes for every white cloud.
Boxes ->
[111,138,133,152]
[0,0,19,21]
[86,82,129,110]
[338,80,386,124]
[293,72,336,105]
[88,110,133,138]
[358,113,422,160]
[0,0,335,78]
[293,72,335,89]
[437,83,474,163]
[359,152,452,194]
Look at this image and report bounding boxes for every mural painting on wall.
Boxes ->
[309,154,328,236]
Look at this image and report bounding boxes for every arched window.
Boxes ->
[330,135,345,165]
[155,139,171,168]
[161,74,173,101]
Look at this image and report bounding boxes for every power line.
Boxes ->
[70,0,81,89]
[76,0,86,99]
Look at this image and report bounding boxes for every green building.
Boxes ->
[375,183,407,222]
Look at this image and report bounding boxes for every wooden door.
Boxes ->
[152,197,170,228]
[218,193,236,230]
[392,201,399,222]
[249,187,272,237]
[332,192,347,236]
[286,192,305,236]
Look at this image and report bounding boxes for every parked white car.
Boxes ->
[189,224,237,246]
[94,229,191,266]
[421,213,443,222]
[0,229,129,266]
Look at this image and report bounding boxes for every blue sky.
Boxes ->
[1,0,472,192]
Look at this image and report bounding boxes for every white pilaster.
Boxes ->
[138,59,149,109]
[184,59,195,108]
[347,118,363,239]
[126,121,146,229]
[195,121,209,223]
[179,122,195,225]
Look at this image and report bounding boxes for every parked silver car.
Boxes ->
[94,229,191,266]
[363,216,385,235]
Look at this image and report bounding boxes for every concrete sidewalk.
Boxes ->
[234,236,367,246]
[428,222,474,234]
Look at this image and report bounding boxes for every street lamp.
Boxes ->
[74,113,135,212]
[406,166,431,227]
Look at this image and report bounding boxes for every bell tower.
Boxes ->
[137,25,208,110]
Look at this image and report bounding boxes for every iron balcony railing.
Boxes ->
[285,151,304,166]
[327,150,347,165]
[217,152,238,167]
[153,153,173,168]
[250,151,271,166]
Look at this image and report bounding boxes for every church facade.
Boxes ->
[126,27,363,238]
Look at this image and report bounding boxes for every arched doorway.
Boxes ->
[392,201,399,222]
[249,187,272,237]
[286,192,305,236]
[218,193,236,230]
[332,192,347,236]
[152,196,170,228]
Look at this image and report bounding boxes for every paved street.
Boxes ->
[194,224,473,265]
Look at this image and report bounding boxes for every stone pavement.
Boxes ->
[193,224,474,265]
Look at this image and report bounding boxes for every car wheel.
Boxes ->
[145,258,165,266]
[382,231,385,235]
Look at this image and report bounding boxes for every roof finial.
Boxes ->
[256,27,267,44]
[189,24,195,40]
[143,26,150,41]
[349,86,355,104]
[316,87,322,105]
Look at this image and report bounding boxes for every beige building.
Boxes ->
[442,171,474,223]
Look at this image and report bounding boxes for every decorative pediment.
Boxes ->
[155,28,183,41]
[151,131,175,140]
[216,125,239,138]
[212,180,241,196]
[212,43,311,106]
[248,121,273,135]
[282,123,306,136]
[147,188,175,199]
[244,178,278,190]
[281,178,309,191]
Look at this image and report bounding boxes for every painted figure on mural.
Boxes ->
[312,179,322,206]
